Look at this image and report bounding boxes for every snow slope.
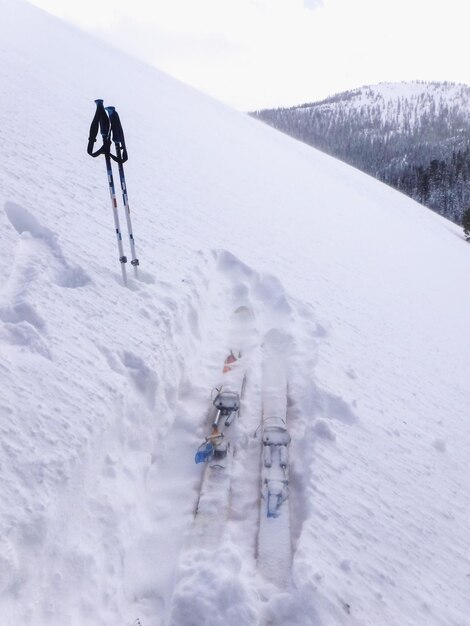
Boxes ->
[1,2,470,625]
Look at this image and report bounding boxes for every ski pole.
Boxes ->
[106,106,140,278]
[87,99,128,286]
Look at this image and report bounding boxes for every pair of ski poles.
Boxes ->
[87,99,139,285]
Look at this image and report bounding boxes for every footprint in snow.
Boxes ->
[4,201,91,289]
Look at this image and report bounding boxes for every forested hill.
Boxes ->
[252,81,470,224]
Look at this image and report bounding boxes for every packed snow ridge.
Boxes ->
[1,1,470,625]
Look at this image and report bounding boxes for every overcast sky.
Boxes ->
[29,0,470,110]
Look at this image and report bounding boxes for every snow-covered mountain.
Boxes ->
[253,81,470,223]
[2,3,470,626]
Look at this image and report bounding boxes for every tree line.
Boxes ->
[251,83,470,224]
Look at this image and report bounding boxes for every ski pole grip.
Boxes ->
[106,106,128,162]
[87,100,102,155]
[87,99,109,156]
[96,100,110,138]
[107,107,125,143]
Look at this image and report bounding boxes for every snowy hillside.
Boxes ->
[253,81,470,223]
[2,3,470,626]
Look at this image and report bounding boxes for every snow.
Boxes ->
[1,1,470,625]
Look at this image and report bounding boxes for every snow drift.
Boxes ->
[1,1,470,625]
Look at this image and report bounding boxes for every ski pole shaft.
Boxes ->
[104,150,128,286]
[115,144,139,278]
[106,106,140,277]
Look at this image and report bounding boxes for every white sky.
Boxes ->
[29,0,470,110]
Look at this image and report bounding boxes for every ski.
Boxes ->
[257,329,292,588]
[166,309,255,625]
[166,306,257,626]
[191,351,248,549]
[184,306,253,548]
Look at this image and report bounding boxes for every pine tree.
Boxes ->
[462,208,470,241]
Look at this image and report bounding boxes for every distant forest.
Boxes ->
[252,83,470,224]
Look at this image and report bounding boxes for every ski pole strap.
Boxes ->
[106,106,129,164]
[87,99,111,158]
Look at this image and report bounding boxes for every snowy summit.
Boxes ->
[1,2,470,626]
